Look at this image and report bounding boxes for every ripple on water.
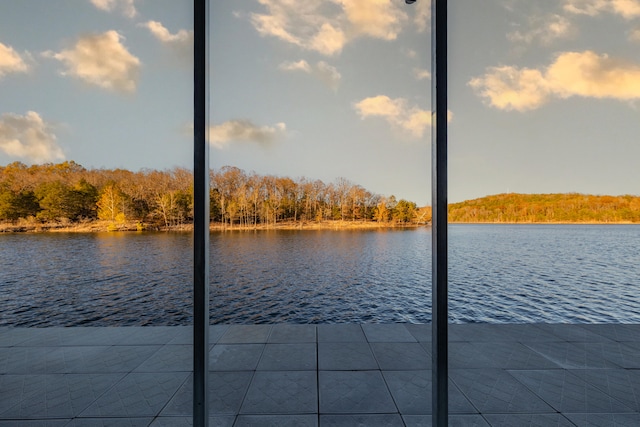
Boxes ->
[1,225,639,326]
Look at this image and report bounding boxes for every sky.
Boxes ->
[1,0,640,205]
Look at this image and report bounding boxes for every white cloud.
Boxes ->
[279,59,341,90]
[507,14,574,45]
[141,21,193,57]
[413,0,431,33]
[279,60,312,72]
[469,50,640,111]
[0,42,29,79]
[90,0,137,18]
[44,31,140,94]
[413,68,431,80]
[209,120,287,148]
[353,95,431,138]
[249,0,407,56]
[563,0,640,19]
[630,28,640,40]
[0,111,64,163]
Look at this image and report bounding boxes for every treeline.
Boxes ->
[449,193,640,223]
[0,161,423,229]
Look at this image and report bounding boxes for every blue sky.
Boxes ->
[1,0,640,204]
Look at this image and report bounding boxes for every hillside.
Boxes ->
[448,193,640,223]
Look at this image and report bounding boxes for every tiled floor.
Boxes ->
[1,323,639,426]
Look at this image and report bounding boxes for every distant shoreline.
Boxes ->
[0,220,427,233]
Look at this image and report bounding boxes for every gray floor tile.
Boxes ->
[257,344,316,370]
[453,324,560,343]
[567,369,640,412]
[508,369,635,413]
[65,418,153,426]
[218,325,271,344]
[318,342,378,370]
[370,342,430,370]
[79,372,189,417]
[451,341,562,369]
[317,325,366,343]
[209,344,264,371]
[150,416,235,427]
[564,412,640,426]
[235,414,317,426]
[268,324,316,343]
[320,414,404,426]
[402,414,490,427]
[113,326,183,345]
[0,421,70,427]
[319,371,396,414]
[161,372,253,416]
[582,324,640,342]
[241,371,317,414]
[595,341,640,368]
[134,344,192,372]
[449,369,555,413]
[524,342,623,369]
[382,370,476,415]
[535,324,615,343]
[0,374,124,419]
[0,345,159,374]
[483,413,576,426]
[362,324,417,342]
[405,324,432,342]
[5,327,92,347]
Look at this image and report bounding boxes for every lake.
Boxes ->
[1,224,639,327]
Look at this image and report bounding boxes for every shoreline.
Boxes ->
[0,220,428,233]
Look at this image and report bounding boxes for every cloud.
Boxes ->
[279,60,312,73]
[90,0,137,18]
[630,28,640,40]
[563,0,640,19]
[209,120,287,148]
[141,21,193,57]
[44,31,140,94]
[0,42,30,79]
[353,95,431,138]
[249,0,407,56]
[507,14,574,45]
[469,50,640,111]
[413,68,431,80]
[279,59,342,90]
[0,111,64,163]
[413,0,431,33]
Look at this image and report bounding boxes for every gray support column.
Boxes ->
[431,0,448,426]
[193,0,210,425]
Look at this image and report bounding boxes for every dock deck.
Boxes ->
[1,323,639,426]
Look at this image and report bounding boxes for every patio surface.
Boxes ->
[1,323,640,426]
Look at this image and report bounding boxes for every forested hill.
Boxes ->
[0,161,420,230]
[449,193,640,223]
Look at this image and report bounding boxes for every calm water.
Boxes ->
[1,225,639,326]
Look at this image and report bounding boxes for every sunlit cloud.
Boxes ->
[141,21,193,58]
[413,68,431,80]
[630,28,640,40]
[90,0,137,18]
[507,14,574,45]
[469,50,640,111]
[249,0,407,56]
[413,0,431,33]
[0,42,30,79]
[209,120,287,148]
[354,95,431,138]
[0,111,64,163]
[564,0,640,19]
[279,59,342,90]
[279,60,312,73]
[44,30,140,94]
